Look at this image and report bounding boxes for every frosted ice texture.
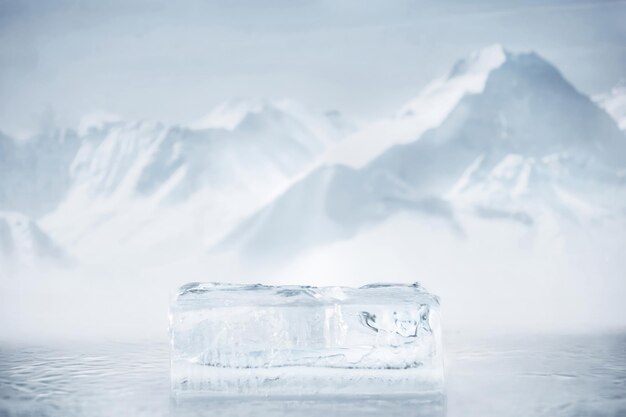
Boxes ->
[170,282,443,397]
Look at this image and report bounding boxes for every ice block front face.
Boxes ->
[170,282,443,397]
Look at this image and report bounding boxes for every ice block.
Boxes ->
[169,282,444,397]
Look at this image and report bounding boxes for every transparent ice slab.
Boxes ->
[170,282,444,397]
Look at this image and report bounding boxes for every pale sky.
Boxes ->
[0,0,625,137]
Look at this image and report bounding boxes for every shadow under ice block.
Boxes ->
[170,282,444,397]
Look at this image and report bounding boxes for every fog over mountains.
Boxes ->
[0,98,352,268]
[595,82,626,130]
[223,46,626,258]
[1,45,625,266]
[1,45,625,333]
[1,45,626,266]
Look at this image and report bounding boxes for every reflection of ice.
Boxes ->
[171,395,445,417]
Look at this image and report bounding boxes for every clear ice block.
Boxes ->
[169,282,444,397]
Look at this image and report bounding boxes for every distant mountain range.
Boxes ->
[0,99,352,268]
[220,46,626,258]
[1,45,624,269]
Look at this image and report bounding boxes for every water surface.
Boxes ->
[1,333,624,417]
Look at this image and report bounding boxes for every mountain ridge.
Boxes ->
[1,46,624,266]
[0,100,350,262]
[220,47,626,259]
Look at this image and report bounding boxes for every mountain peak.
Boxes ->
[448,44,507,80]
[77,111,122,136]
[226,43,626,259]
[189,98,273,131]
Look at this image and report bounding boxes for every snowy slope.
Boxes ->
[56,100,348,260]
[223,47,626,258]
[325,45,506,168]
[594,82,626,130]
[0,99,350,264]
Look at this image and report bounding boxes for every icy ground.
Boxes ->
[0,332,624,417]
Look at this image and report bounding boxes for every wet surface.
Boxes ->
[0,332,624,417]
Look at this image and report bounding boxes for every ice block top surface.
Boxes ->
[173,282,439,310]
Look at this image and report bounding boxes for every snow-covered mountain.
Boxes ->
[222,46,626,258]
[2,45,624,270]
[326,44,507,169]
[2,45,625,335]
[0,99,351,265]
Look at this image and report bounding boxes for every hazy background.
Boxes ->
[0,0,625,343]
[1,0,625,137]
